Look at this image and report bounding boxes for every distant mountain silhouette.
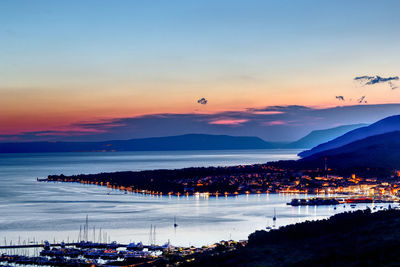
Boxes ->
[299,115,400,158]
[288,124,366,149]
[1,121,387,154]
[0,134,280,153]
[300,131,400,169]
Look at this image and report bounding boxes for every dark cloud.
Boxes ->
[389,81,398,90]
[197,98,208,105]
[357,96,367,104]
[254,105,312,113]
[354,75,399,88]
[335,96,345,101]
[0,130,98,142]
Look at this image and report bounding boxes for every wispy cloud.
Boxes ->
[261,120,288,126]
[208,119,248,125]
[0,129,105,142]
[248,110,284,115]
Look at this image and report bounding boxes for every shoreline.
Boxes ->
[40,178,400,207]
[40,177,311,197]
[39,160,400,201]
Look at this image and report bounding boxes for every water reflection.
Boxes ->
[0,150,390,247]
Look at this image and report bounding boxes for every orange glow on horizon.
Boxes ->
[2,79,400,136]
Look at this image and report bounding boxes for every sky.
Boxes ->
[1,0,400,142]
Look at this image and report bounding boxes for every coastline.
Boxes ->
[40,177,309,197]
[40,160,400,200]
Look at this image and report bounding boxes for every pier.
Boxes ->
[0,242,126,250]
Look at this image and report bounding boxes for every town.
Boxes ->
[41,162,400,201]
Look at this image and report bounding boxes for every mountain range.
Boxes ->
[300,131,400,169]
[2,116,399,157]
[0,134,278,153]
[0,124,368,153]
[288,124,366,149]
[299,115,400,158]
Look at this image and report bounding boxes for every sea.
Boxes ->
[0,149,387,248]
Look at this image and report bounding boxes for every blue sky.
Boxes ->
[1,0,399,140]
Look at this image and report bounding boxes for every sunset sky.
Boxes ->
[1,0,400,141]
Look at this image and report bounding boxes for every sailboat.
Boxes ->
[174,216,178,228]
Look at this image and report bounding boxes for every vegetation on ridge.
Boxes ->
[183,209,400,267]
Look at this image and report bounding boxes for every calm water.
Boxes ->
[0,150,383,247]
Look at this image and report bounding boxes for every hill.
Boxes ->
[288,124,366,149]
[0,134,279,153]
[299,115,400,158]
[183,209,400,267]
[299,131,400,169]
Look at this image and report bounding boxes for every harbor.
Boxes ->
[0,212,246,266]
[1,202,397,266]
[0,239,245,266]
[1,199,397,267]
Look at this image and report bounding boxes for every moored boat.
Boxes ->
[287,197,339,206]
[345,197,373,203]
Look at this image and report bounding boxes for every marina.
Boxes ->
[0,239,244,266]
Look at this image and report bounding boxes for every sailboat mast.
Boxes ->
[148,225,153,245]
[85,215,89,242]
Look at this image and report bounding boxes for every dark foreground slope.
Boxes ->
[185,209,400,267]
[300,131,400,169]
[299,115,400,158]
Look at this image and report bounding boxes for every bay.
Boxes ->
[0,150,381,247]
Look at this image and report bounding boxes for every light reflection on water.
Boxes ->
[0,150,389,247]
